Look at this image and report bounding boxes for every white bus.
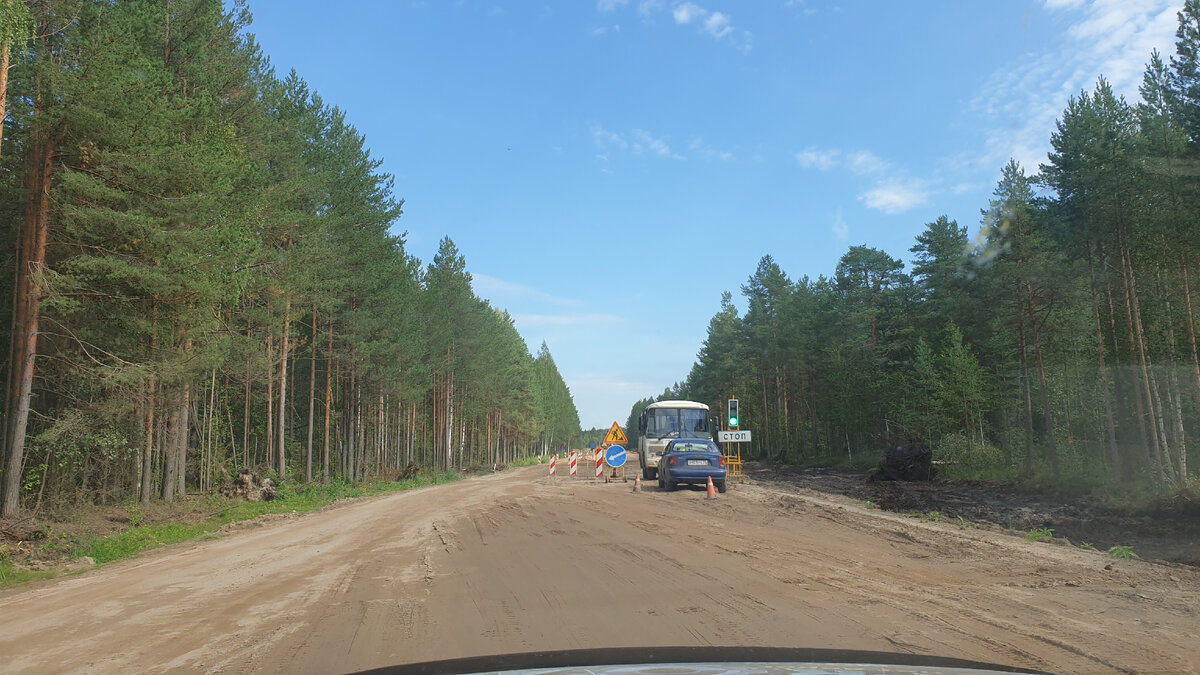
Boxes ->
[636,400,713,480]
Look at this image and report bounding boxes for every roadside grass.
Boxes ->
[1108,545,1139,560]
[0,554,56,587]
[509,455,543,468]
[1026,527,1054,543]
[3,471,461,588]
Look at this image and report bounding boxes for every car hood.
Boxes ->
[357,647,1045,675]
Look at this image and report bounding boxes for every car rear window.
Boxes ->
[672,441,715,453]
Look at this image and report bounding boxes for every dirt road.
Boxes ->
[1,464,1198,674]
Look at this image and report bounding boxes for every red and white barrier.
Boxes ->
[549,454,556,476]
[596,450,603,479]
[570,451,578,477]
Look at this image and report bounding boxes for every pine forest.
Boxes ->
[0,0,581,516]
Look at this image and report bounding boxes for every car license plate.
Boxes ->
[687,460,707,466]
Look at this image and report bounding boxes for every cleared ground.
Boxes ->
[1,461,1197,674]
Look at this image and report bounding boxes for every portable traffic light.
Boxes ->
[727,399,739,428]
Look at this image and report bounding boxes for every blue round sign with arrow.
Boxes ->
[605,445,627,468]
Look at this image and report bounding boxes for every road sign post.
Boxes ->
[604,444,627,483]
[721,400,746,483]
[603,422,628,446]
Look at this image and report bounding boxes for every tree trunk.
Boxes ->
[1181,256,1200,476]
[1119,249,1156,470]
[1123,247,1164,475]
[243,349,251,468]
[1025,282,1058,475]
[306,305,316,483]
[1088,257,1119,482]
[1106,264,1146,461]
[204,367,217,493]
[177,380,189,496]
[0,41,9,163]
[161,392,179,501]
[265,330,274,471]
[1018,310,1034,477]
[2,126,55,518]
[760,372,769,460]
[322,319,332,483]
[277,303,290,479]
[141,370,156,506]
[347,366,356,480]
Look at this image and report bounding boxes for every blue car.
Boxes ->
[657,438,727,493]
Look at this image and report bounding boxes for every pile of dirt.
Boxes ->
[219,469,277,502]
[870,445,935,481]
[0,518,47,542]
[749,463,1200,567]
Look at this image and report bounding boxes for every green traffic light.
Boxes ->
[729,416,738,426]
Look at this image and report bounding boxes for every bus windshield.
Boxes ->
[646,408,710,439]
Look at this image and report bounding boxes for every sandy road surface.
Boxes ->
[1,465,1198,674]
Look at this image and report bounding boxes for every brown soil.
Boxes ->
[749,464,1200,567]
[0,495,219,566]
[0,462,1197,674]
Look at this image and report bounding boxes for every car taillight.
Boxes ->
[668,456,677,467]
[719,456,727,466]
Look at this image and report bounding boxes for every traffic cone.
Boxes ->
[632,473,642,493]
[705,475,717,499]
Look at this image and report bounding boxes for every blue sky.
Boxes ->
[242,0,1178,429]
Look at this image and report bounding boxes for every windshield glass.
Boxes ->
[647,408,709,438]
[4,4,1198,674]
[669,440,716,454]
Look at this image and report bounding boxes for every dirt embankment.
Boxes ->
[749,464,1200,567]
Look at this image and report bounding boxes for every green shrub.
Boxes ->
[1026,527,1053,542]
[1108,545,1138,560]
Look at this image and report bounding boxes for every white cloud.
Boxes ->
[795,147,888,174]
[514,313,630,327]
[673,2,704,24]
[597,0,629,11]
[858,180,931,215]
[846,150,888,175]
[653,2,748,48]
[795,148,840,170]
[970,0,1176,173]
[832,209,850,241]
[689,137,733,161]
[590,123,628,151]
[704,11,733,39]
[472,273,583,308]
[638,0,665,17]
[630,128,675,157]
[593,124,682,160]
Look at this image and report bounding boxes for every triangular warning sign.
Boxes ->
[603,422,628,445]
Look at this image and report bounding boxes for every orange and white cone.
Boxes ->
[705,475,717,499]
[632,473,642,493]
